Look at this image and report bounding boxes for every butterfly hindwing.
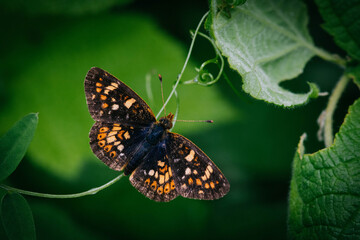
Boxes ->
[129,142,179,202]
[89,122,149,171]
[167,133,230,200]
[85,67,156,125]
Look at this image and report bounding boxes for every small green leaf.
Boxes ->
[0,113,38,182]
[288,98,360,238]
[1,193,36,240]
[346,65,360,89]
[315,0,360,61]
[210,0,317,107]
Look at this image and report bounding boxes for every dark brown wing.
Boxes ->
[84,67,156,125]
[166,133,230,200]
[129,142,179,202]
[89,122,150,171]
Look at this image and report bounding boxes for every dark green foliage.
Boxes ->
[289,99,360,239]
[0,113,38,182]
[315,0,360,60]
[1,193,36,240]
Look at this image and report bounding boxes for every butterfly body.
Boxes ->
[85,67,230,202]
[123,114,173,175]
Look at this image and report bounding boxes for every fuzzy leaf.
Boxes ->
[288,98,360,239]
[1,193,36,240]
[0,113,38,182]
[315,0,360,60]
[211,0,318,107]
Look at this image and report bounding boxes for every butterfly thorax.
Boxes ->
[158,113,174,130]
[146,113,174,144]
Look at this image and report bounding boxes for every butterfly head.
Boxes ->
[159,113,174,130]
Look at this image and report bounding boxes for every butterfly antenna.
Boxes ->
[159,74,166,116]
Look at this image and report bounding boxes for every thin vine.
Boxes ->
[156,11,210,119]
[0,174,124,199]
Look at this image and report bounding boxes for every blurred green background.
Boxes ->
[0,0,358,239]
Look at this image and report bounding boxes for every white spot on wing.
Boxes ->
[112,104,119,110]
[117,144,124,152]
[124,98,136,109]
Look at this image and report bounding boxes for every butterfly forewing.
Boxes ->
[89,122,149,171]
[166,133,230,200]
[129,142,179,202]
[85,67,156,125]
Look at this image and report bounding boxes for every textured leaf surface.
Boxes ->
[1,193,36,240]
[315,0,360,60]
[288,98,360,239]
[0,113,38,182]
[211,0,318,107]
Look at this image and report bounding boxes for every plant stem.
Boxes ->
[312,46,346,68]
[0,174,124,199]
[156,11,209,119]
[324,75,350,147]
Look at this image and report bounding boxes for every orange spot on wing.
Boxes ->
[97,133,107,140]
[196,179,202,186]
[188,178,193,185]
[99,77,103,81]
[164,183,170,194]
[170,180,175,190]
[98,140,105,147]
[100,95,107,100]
[159,165,168,174]
[96,88,102,93]
[210,182,215,189]
[145,178,150,185]
[96,82,102,87]
[117,130,125,140]
[104,145,112,152]
[99,127,109,132]
[102,103,109,109]
[109,151,116,158]
[151,181,157,191]
[157,186,163,194]
[205,183,210,189]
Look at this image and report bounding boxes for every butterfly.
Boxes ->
[84,67,230,202]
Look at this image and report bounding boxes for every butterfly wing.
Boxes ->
[85,67,156,125]
[89,122,150,171]
[166,133,230,200]
[129,141,179,202]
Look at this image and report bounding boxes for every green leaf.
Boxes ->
[0,113,38,182]
[288,98,360,239]
[1,193,36,240]
[315,0,360,61]
[346,65,360,89]
[210,0,318,107]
